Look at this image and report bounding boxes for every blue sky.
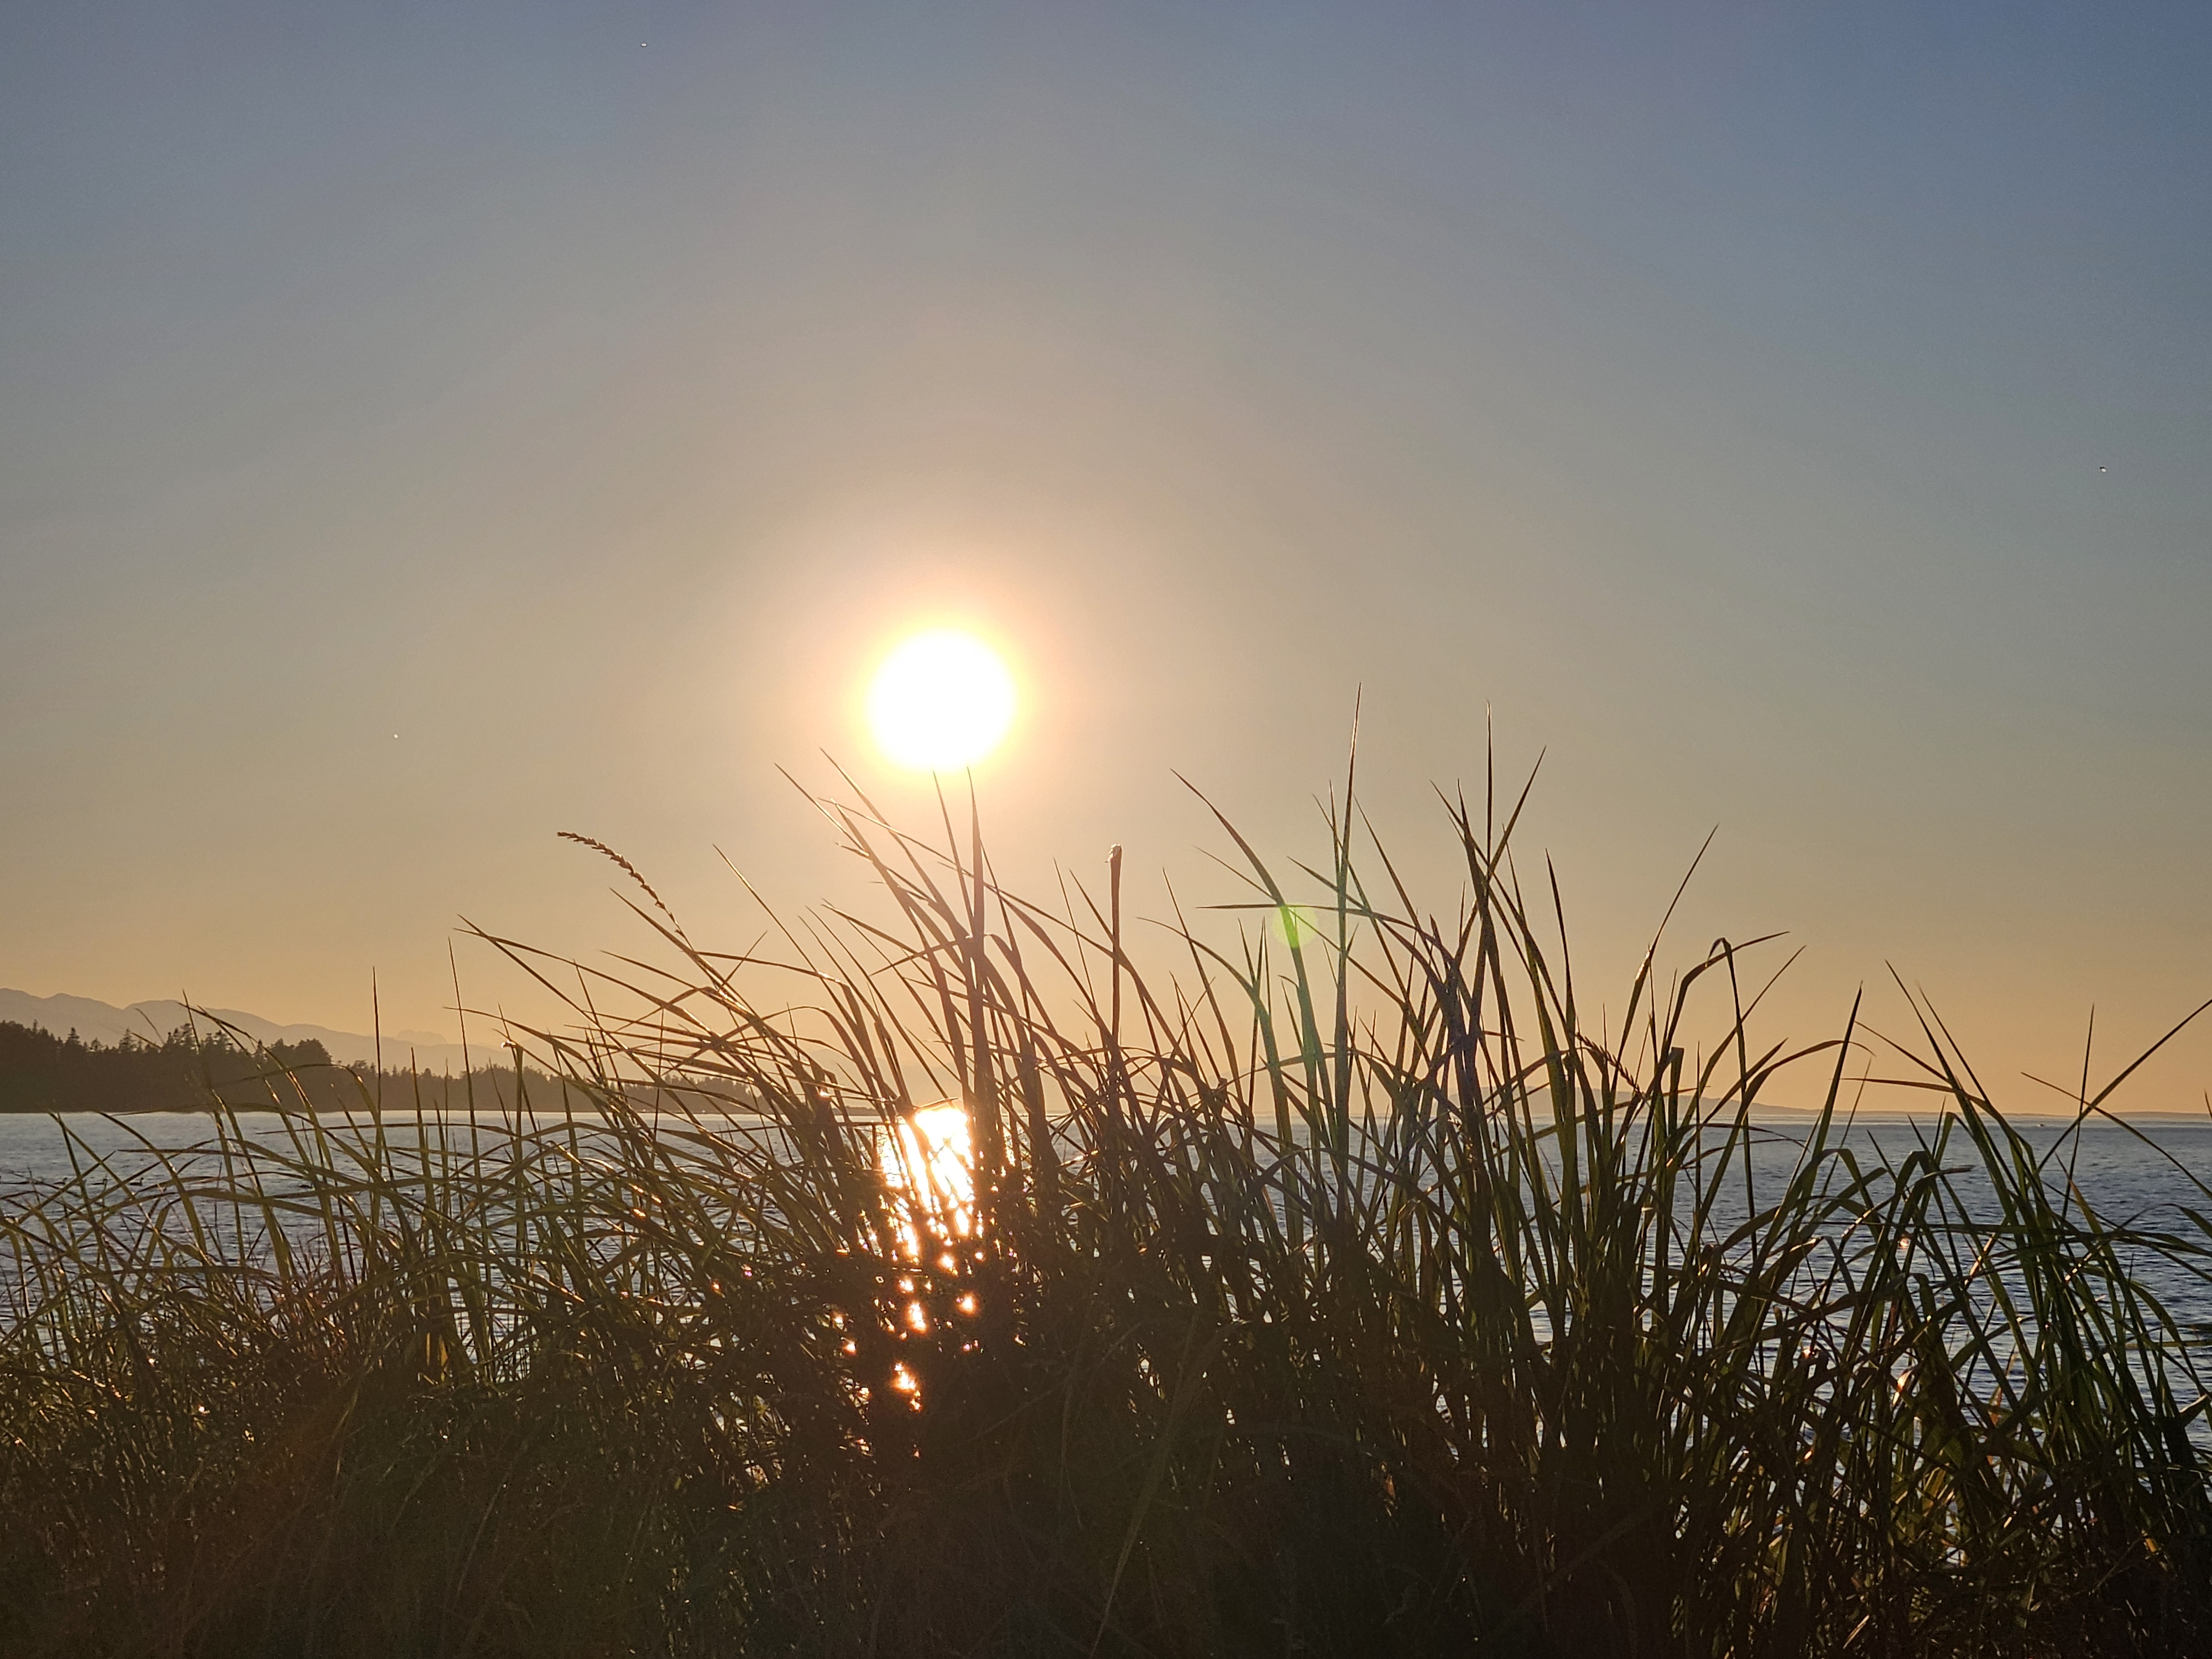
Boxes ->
[4,3,2208,1103]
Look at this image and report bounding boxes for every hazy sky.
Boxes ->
[4,3,2208,1106]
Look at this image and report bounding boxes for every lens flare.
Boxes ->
[867,630,1016,771]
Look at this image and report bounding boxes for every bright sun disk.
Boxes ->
[867,630,1016,771]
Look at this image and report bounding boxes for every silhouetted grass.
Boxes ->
[3,764,2209,1657]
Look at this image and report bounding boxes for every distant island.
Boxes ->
[0,987,480,1074]
[0,1019,561,1114]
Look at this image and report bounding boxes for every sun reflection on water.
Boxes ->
[879,1100,977,1255]
[869,1099,982,1411]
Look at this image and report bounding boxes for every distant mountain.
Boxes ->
[0,989,492,1077]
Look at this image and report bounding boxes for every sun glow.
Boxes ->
[866,630,1016,771]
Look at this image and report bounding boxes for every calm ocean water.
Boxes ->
[1740,1112,2212,1337]
[4,1106,2209,1333]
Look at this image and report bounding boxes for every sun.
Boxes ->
[867,629,1017,771]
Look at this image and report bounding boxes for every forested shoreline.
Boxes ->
[0,1020,557,1114]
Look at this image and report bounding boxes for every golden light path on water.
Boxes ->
[880,1100,977,1248]
[874,1099,979,1405]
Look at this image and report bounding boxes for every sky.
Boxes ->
[3,2,2208,1107]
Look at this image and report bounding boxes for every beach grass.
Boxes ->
[3,764,2209,1657]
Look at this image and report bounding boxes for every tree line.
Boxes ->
[0,1020,559,1114]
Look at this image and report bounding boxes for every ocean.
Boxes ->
[3,1105,2208,1334]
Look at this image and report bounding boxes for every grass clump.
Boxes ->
[3,765,2209,1657]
